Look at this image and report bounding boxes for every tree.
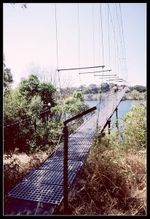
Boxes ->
[4,87,35,152]
[133,85,146,93]
[101,82,110,93]
[64,91,88,116]
[73,91,84,101]
[19,74,56,106]
[88,84,99,94]
[4,74,58,153]
[3,59,13,93]
[130,89,140,100]
[129,85,146,93]
[19,74,39,100]
[4,88,28,125]
[38,82,56,106]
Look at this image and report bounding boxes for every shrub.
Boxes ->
[123,104,146,150]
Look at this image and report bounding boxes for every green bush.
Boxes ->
[123,104,146,150]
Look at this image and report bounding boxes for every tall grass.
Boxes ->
[55,103,147,215]
[54,135,146,215]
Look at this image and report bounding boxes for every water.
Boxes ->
[85,99,144,128]
[85,100,98,108]
[111,100,143,120]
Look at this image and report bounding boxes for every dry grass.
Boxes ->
[4,151,50,193]
[55,143,146,216]
[3,149,53,214]
[4,137,146,216]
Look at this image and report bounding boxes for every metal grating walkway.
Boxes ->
[8,88,127,214]
[8,181,64,205]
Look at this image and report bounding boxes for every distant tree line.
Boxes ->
[129,85,146,93]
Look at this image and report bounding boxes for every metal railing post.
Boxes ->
[108,119,111,134]
[115,107,119,130]
[63,123,68,214]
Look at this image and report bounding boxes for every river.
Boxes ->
[85,99,144,129]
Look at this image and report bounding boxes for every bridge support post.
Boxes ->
[63,124,68,214]
[108,119,111,134]
[115,107,119,130]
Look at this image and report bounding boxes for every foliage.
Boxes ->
[73,90,84,101]
[122,89,146,100]
[87,84,99,94]
[56,143,146,215]
[144,91,147,100]
[18,74,56,106]
[18,74,39,100]
[64,91,88,116]
[59,87,77,99]
[4,86,146,215]
[51,105,64,123]
[38,82,56,105]
[28,95,43,117]
[4,88,30,125]
[123,104,146,150]
[101,82,110,93]
[130,90,141,100]
[130,85,146,93]
[3,58,13,93]
[4,74,58,153]
[101,103,147,151]
[4,74,88,153]
[55,103,146,215]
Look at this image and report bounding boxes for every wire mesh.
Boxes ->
[22,169,76,187]
[54,150,88,161]
[40,159,83,172]
[8,181,64,205]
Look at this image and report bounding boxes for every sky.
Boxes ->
[3,3,146,88]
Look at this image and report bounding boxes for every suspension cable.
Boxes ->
[107,4,111,82]
[77,3,82,88]
[108,4,118,78]
[114,4,121,79]
[119,3,128,82]
[54,3,62,94]
[100,4,104,67]
[96,3,105,130]
[92,4,95,72]
[115,4,123,80]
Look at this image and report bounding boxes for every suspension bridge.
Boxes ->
[5,3,129,215]
[7,86,128,215]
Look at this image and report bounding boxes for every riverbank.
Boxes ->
[84,90,146,101]
[122,90,146,100]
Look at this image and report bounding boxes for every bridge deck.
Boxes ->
[7,88,127,215]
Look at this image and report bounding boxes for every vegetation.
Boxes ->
[4,70,87,154]
[55,103,146,215]
[81,84,146,101]
[122,85,146,101]
[124,104,146,150]
[4,65,89,214]
[129,85,146,93]
[123,90,146,101]
[3,57,13,93]
[3,59,146,215]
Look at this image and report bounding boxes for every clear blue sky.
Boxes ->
[3,3,146,88]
